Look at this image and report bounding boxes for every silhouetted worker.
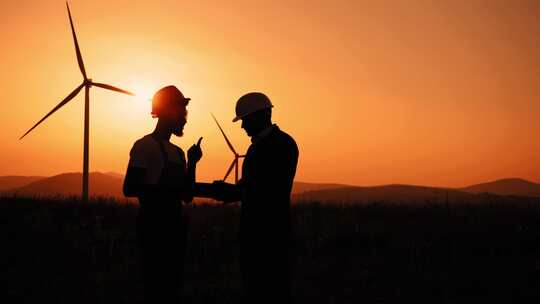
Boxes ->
[213,92,298,304]
[123,85,202,303]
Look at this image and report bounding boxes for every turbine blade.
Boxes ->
[211,114,237,155]
[20,83,85,139]
[66,2,87,80]
[223,159,236,181]
[91,82,135,96]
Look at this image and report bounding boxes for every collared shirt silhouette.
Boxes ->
[240,123,298,304]
[213,92,298,304]
[123,85,202,303]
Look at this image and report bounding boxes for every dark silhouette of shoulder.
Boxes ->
[242,126,298,201]
[258,126,298,154]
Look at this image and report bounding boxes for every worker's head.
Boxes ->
[233,92,273,137]
[151,85,190,136]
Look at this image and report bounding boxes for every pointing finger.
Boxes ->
[197,137,203,147]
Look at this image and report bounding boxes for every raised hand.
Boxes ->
[187,137,203,165]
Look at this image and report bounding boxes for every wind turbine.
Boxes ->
[211,114,245,184]
[19,2,134,203]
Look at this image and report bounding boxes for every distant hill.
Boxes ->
[0,176,45,191]
[292,182,351,195]
[2,173,540,202]
[460,178,540,198]
[293,184,479,204]
[2,173,345,199]
[104,172,124,179]
[11,172,124,198]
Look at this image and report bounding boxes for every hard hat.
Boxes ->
[151,85,191,118]
[232,92,273,122]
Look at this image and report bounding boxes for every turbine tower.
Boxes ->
[19,2,134,203]
[211,114,245,184]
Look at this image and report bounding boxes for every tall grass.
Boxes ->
[1,195,540,303]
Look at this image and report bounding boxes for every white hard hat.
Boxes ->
[233,92,273,122]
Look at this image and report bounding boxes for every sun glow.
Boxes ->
[132,82,158,104]
[2,0,540,186]
[122,81,161,115]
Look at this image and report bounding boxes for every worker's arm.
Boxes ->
[182,162,196,203]
[183,137,203,203]
[123,165,197,199]
[123,166,157,197]
[253,139,298,202]
[123,140,162,198]
[210,180,243,203]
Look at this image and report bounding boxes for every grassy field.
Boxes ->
[2,195,540,303]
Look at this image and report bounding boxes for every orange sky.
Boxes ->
[1,0,539,187]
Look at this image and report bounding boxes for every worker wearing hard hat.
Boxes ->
[123,85,203,303]
[214,92,299,304]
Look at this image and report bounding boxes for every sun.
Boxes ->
[133,82,157,103]
[125,81,162,114]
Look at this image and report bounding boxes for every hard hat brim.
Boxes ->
[232,115,243,123]
[232,105,273,122]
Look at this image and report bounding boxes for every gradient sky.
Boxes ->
[1,0,539,187]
